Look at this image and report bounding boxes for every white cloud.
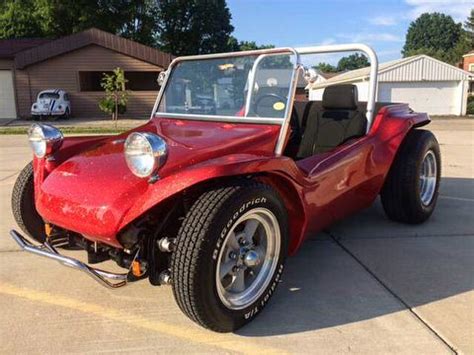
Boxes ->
[318,38,337,46]
[369,15,398,26]
[404,0,472,22]
[337,33,404,43]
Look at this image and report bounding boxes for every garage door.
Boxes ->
[0,70,17,119]
[378,81,459,115]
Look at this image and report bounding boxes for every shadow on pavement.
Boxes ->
[239,177,474,336]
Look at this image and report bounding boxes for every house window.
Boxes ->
[79,71,161,92]
[126,71,161,91]
[79,71,112,91]
[469,63,474,73]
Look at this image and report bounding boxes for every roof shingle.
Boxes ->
[0,39,52,59]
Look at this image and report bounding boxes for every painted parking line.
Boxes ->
[0,283,285,355]
[0,170,20,184]
[439,195,474,202]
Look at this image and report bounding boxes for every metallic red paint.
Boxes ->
[34,104,429,253]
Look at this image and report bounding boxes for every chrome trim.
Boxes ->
[124,132,168,179]
[28,123,63,158]
[150,69,170,120]
[150,47,300,123]
[149,43,379,153]
[170,46,299,63]
[10,230,129,289]
[295,43,379,133]
[244,49,299,116]
[419,150,437,206]
[155,112,282,125]
[274,65,304,155]
[215,208,281,310]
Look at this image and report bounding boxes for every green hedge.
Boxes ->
[467,100,474,115]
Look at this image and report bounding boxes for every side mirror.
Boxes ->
[303,68,319,84]
[157,71,168,86]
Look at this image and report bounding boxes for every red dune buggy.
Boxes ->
[10,44,440,332]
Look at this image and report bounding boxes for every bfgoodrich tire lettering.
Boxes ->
[381,129,441,224]
[170,181,288,332]
[11,161,47,242]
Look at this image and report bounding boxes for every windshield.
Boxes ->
[39,92,60,100]
[156,52,296,120]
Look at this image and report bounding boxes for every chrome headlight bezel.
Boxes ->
[124,132,168,179]
[27,123,63,158]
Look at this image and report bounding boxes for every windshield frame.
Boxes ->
[150,44,379,156]
[154,47,300,125]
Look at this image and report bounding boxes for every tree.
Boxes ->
[227,37,274,51]
[402,12,467,64]
[312,62,338,73]
[0,0,43,38]
[0,0,158,46]
[312,54,369,74]
[337,53,369,71]
[465,9,474,47]
[118,0,160,46]
[157,0,234,56]
[99,68,129,123]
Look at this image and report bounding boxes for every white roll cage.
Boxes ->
[150,44,379,156]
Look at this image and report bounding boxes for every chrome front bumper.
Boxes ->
[31,111,64,116]
[10,230,130,288]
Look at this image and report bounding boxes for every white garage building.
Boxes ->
[309,55,473,116]
[0,65,17,120]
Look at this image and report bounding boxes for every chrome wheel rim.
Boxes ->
[420,150,437,206]
[216,208,280,310]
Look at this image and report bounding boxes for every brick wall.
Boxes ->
[462,54,474,73]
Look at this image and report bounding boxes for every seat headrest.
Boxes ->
[322,84,358,110]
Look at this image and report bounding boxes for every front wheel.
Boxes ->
[11,162,47,242]
[381,129,441,224]
[171,181,288,332]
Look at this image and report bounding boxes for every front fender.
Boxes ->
[33,136,112,198]
[119,153,305,232]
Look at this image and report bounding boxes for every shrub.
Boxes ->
[99,68,128,121]
[467,100,474,115]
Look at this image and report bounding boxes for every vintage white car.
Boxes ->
[31,89,71,120]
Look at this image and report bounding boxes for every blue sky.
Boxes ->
[227,0,472,64]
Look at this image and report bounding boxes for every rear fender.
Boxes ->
[119,154,307,254]
[370,104,430,187]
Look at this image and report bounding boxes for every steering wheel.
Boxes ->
[253,93,288,118]
[253,93,300,146]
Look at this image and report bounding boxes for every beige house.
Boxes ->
[0,28,173,120]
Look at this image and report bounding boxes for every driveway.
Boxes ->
[0,119,472,354]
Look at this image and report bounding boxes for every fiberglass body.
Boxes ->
[33,104,429,253]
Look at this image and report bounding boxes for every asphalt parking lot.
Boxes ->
[0,119,472,354]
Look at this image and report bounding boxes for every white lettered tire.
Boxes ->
[171,180,288,332]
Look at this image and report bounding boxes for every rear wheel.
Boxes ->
[381,129,441,224]
[171,181,288,332]
[11,162,47,242]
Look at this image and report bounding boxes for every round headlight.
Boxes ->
[28,123,63,158]
[124,132,168,178]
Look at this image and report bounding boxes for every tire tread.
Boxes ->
[381,129,440,224]
[171,180,273,331]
